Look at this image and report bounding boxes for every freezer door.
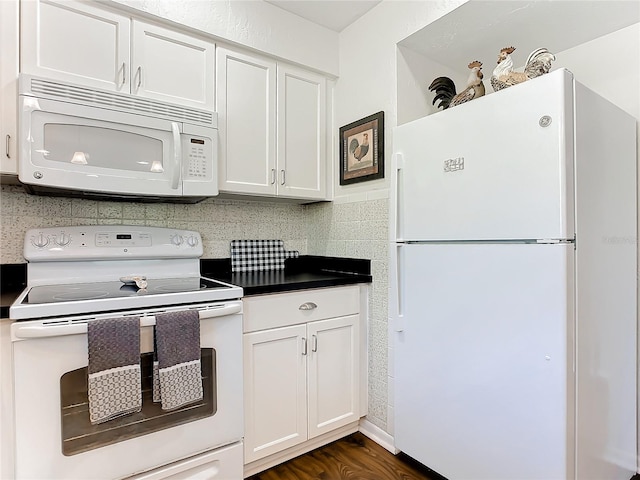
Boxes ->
[394,69,574,241]
[393,243,574,480]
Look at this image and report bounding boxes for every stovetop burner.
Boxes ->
[52,290,111,301]
[25,277,230,305]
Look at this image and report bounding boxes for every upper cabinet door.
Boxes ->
[0,0,18,174]
[277,64,326,200]
[21,0,130,92]
[131,21,214,110]
[216,47,277,196]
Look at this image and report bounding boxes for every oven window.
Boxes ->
[60,348,216,456]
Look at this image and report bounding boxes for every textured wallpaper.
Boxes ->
[0,184,390,433]
[0,185,308,263]
[306,199,389,432]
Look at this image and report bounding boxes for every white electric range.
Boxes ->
[8,225,244,480]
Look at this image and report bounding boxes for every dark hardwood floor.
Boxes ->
[246,432,442,480]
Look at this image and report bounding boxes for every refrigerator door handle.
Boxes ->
[394,153,404,241]
[394,244,405,332]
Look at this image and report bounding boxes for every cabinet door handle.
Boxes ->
[136,66,142,89]
[5,134,10,158]
[121,62,126,88]
[311,334,318,352]
[299,302,317,311]
[280,169,286,185]
[271,168,276,185]
[301,337,307,356]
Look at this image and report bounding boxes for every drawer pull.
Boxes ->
[299,302,318,311]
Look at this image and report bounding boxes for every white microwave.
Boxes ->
[18,74,218,203]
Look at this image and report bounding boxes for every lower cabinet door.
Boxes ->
[307,315,360,439]
[243,324,307,463]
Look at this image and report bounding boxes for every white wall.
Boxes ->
[108,0,340,76]
[557,23,639,119]
[333,0,466,200]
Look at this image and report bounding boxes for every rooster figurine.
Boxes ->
[428,61,486,110]
[490,46,556,92]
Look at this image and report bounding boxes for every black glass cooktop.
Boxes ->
[23,277,231,305]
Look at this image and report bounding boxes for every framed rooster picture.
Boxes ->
[339,111,384,185]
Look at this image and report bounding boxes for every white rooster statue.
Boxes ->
[428,61,486,110]
[490,46,556,92]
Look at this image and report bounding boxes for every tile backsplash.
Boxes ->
[0,185,308,263]
[305,198,390,432]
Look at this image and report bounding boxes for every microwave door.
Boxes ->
[19,96,183,197]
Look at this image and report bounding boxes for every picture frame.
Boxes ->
[339,111,384,185]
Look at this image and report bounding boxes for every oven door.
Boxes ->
[10,302,243,480]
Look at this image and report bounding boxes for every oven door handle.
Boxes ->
[12,304,242,339]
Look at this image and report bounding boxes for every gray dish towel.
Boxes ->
[154,310,203,411]
[87,316,142,424]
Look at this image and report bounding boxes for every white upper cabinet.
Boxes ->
[277,64,326,200]
[216,47,277,196]
[0,0,18,174]
[131,21,214,110]
[217,46,327,201]
[21,0,130,93]
[21,0,214,110]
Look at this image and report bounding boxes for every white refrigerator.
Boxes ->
[391,68,637,480]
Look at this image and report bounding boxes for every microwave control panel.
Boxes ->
[184,136,211,180]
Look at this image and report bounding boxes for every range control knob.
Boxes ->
[31,233,50,248]
[170,234,184,246]
[186,235,199,247]
[54,233,71,246]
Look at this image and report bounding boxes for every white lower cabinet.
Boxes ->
[306,316,360,438]
[242,286,362,470]
[243,324,309,461]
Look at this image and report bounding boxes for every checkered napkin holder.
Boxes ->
[230,239,299,273]
[87,317,142,425]
[152,310,203,411]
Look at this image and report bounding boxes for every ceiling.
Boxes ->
[399,0,640,72]
[264,0,382,32]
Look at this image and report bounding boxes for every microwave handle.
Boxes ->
[171,122,181,190]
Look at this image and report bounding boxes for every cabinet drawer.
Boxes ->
[243,286,360,333]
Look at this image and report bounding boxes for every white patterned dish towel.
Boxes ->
[87,316,142,424]
[153,310,203,411]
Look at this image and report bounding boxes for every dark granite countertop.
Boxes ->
[201,255,372,296]
[1,256,371,318]
[1,264,27,319]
